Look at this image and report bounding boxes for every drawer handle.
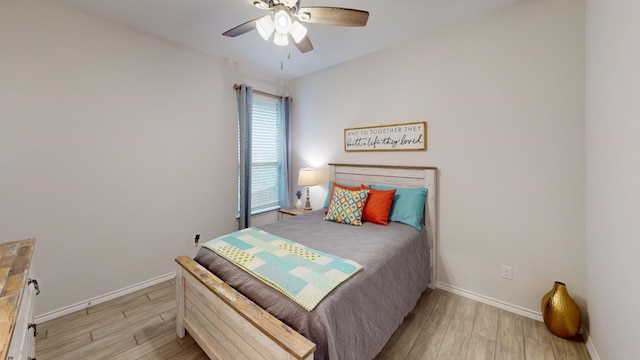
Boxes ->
[28,278,40,295]
[28,323,38,337]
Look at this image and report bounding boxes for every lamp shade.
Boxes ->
[273,32,289,46]
[290,21,307,43]
[256,15,275,40]
[298,168,319,186]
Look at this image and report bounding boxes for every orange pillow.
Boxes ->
[360,185,396,225]
[325,183,361,213]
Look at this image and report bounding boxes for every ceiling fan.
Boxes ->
[222,0,369,54]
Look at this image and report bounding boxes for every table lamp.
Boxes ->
[297,168,319,210]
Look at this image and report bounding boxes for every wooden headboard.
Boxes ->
[328,163,438,289]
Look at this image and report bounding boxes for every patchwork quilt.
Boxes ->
[202,227,363,311]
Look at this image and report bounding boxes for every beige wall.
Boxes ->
[585,1,640,358]
[0,0,281,315]
[290,0,585,315]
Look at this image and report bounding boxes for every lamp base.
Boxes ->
[304,187,312,210]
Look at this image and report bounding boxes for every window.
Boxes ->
[241,94,284,214]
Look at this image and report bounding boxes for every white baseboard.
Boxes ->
[35,271,176,323]
[436,281,543,321]
[583,329,600,360]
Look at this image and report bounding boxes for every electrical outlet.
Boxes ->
[500,265,513,280]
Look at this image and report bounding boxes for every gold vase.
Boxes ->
[541,281,581,339]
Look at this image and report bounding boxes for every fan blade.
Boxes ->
[222,17,261,37]
[297,7,369,26]
[293,35,313,53]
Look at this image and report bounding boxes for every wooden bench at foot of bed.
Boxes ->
[175,255,316,360]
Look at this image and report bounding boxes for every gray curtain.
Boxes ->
[279,96,293,208]
[237,84,252,229]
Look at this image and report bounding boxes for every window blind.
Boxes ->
[250,95,283,213]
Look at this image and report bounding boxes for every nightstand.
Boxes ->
[278,207,311,221]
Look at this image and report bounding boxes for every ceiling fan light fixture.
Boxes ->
[224,2,369,56]
[299,12,311,21]
[290,21,307,43]
[273,32,289,46]
[273,10,292,34]
[256,15,275,40]
[252,1,269,10]
[283,0,297,8]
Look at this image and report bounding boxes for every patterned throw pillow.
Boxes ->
[323,181,359,209]
[324,187,370,226]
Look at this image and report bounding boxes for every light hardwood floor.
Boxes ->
[36,280,590,359]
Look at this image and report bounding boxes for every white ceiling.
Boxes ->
[59,0,520,79]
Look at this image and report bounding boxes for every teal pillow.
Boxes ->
[323,181,334,208]
[369,185,427,230]
[323,181,358,208]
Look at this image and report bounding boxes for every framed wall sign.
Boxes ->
[344,121,427,152]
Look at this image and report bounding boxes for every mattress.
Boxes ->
[194,210,430,360]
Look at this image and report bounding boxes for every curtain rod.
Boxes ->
[233,84,282,100]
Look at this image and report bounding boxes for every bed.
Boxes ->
[175,163,438,359]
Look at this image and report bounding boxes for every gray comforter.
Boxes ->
[194,210,430,360]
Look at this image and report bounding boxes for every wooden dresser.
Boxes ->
[0,239,38,360]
